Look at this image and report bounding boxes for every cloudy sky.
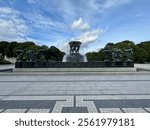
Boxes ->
[0,0,150,53]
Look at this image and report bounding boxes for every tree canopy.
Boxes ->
[0,40,150,63]
[0,41,65,62]
[86,40,150,63]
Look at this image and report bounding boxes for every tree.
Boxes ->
[0,40,150,63]
[137,41,150,62]
[45,46,64,61]
[114,40,135,50]
[40,45,49,50]
[5,41,19,57]
[104,42,114,49]
[86,52,100,61]
[0,41,9,59]
[132,46,148,63]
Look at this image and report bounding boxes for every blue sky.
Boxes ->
[0,0,150,53]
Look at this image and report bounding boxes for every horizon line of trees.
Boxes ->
[86,40,150,63]
[0,40,150,63]
[0,41,65,62]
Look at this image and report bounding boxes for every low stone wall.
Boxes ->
[15,61,134,68]
[14,67,137,72]
[134,64,150,71]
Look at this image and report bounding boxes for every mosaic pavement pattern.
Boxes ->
[0,95,150,113]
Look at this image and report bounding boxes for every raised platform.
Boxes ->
[15,61,134,68]
[15,67,137,72]
[14,61,135,73]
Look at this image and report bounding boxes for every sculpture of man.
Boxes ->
[69,41,81,54]
[125,48,133,61]
[112,48,122,62]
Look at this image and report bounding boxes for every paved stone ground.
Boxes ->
[0,63,150,113]
[134,64,150,71]
[0,95,150,113]
[0,64,14,72]
[0,70,150,113]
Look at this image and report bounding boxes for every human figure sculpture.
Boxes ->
[112,48,122,62]
[104,49,111,61]
[69,41,81,54]
[16,49,24,61]
[125,48,133,61]
[27,50,37,62]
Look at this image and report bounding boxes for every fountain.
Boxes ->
[15,41,134,69]
[63,41,87,62]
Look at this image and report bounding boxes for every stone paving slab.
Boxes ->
[0,64,15,70]
[27,109,50,113]
[135,64,150,71]
[99,108,123,113]
[145,108,150,112]
[3,109,27,113]
[0,81,150,95]
[0,74,150,81]
[0,67,150,113]
[0,95,150,113]
[122,108,147,113]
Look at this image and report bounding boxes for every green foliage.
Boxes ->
[114,40,135,49]
[86,40,150,63]
[113,41,149,63]
[104,42,114,49]
[0,41,46,57]
[98,49,106,61]
[137,41,150,62]
[14,41,41,54]
[40,45,49,50]
[132,46,148,63]
[0,40,150,63]
[45,46,64,61]
[0,41,9,58]
[86,52,101,61]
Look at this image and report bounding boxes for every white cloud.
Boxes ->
[57,40,70,53]
[0,7,28,41]
[27,0,36,4]
[0,19,27,37]
[24,11,66,33]
[71,18,90,31]
[88,0,131,13]
[0,7,18,15]
[37,0,77,23]
[102,0,131,8]
[75,29,103,48]
[58,29,103,53]
[27,12,55,28]
[70,18,103,49]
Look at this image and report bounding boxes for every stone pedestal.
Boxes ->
[66,53,84,62]
[15,61,134,68]
[125,61,134,67]
[112,61,123,67]
[104,60,112,67]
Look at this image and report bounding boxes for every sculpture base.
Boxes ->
[14,67,137,72]
[15,61,134,68]
[104,61,112,67]
[112,61,123,67]
[66,53,84,62]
